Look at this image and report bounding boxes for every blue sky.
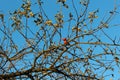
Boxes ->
[0,0,120,80]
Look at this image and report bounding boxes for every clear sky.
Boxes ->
[0,0,120,80]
